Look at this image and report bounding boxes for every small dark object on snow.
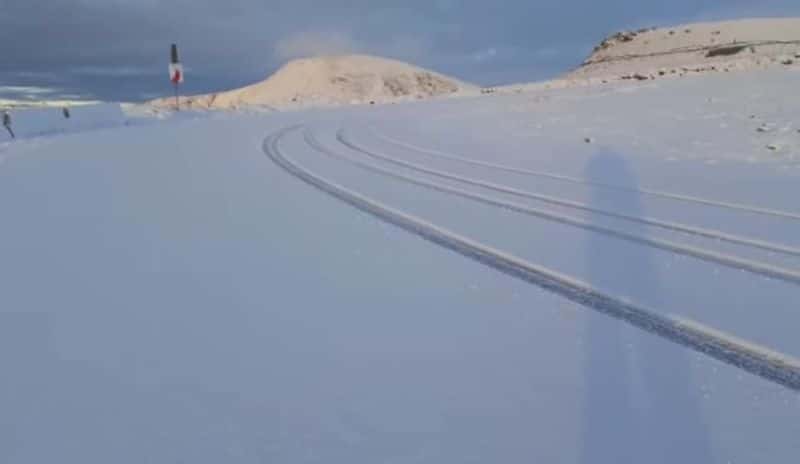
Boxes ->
[62,107,71,119]
[706,45,748,58]
[584,137,594,144]
[2,111,13,139]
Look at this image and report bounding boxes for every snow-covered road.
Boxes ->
[269,124,800,390]
[2,69,799,463]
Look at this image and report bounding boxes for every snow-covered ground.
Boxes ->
[1,68,799,463]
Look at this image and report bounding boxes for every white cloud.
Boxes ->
[274,31,361,60]
[68,66,162,77]
[0,85,59,95]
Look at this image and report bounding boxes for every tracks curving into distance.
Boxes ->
[264,125,800,391]
[369,128,800,222]
[303,129,800,286]
[339,129,800,258]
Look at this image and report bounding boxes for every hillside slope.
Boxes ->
[569,18,800,81]
[152,54,477,111]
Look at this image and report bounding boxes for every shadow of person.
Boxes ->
[581,151,711,464]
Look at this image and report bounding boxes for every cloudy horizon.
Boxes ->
[2,0,799,102]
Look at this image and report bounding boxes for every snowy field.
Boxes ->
[1,69,799,463]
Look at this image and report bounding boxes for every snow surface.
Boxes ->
[1,67,800,463]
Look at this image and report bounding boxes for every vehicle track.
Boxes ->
[264,125,800,392]
[369,128,800,222]
[339,129,800,258]
[303,129,800,286]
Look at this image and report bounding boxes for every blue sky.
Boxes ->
[1,0,799,101]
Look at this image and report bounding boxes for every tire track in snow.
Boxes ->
[305,129,800,287]
[340,129,800,258]
[370,128,800,222]
[264,125,800,392]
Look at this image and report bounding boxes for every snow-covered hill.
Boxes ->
[149,54,478,111]
[571,18,800,82]
[493,17,800,95]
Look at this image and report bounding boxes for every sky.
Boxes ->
[1,0,799,102]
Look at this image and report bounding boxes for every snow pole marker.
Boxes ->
[169,43,184,111]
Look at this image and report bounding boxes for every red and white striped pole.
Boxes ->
[169,44,184,111]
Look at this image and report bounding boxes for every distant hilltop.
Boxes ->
[150,54,477,111]
[568,18,800,82]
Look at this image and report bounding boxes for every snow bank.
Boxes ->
[1,103,127,140]
[149,54,478,111]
